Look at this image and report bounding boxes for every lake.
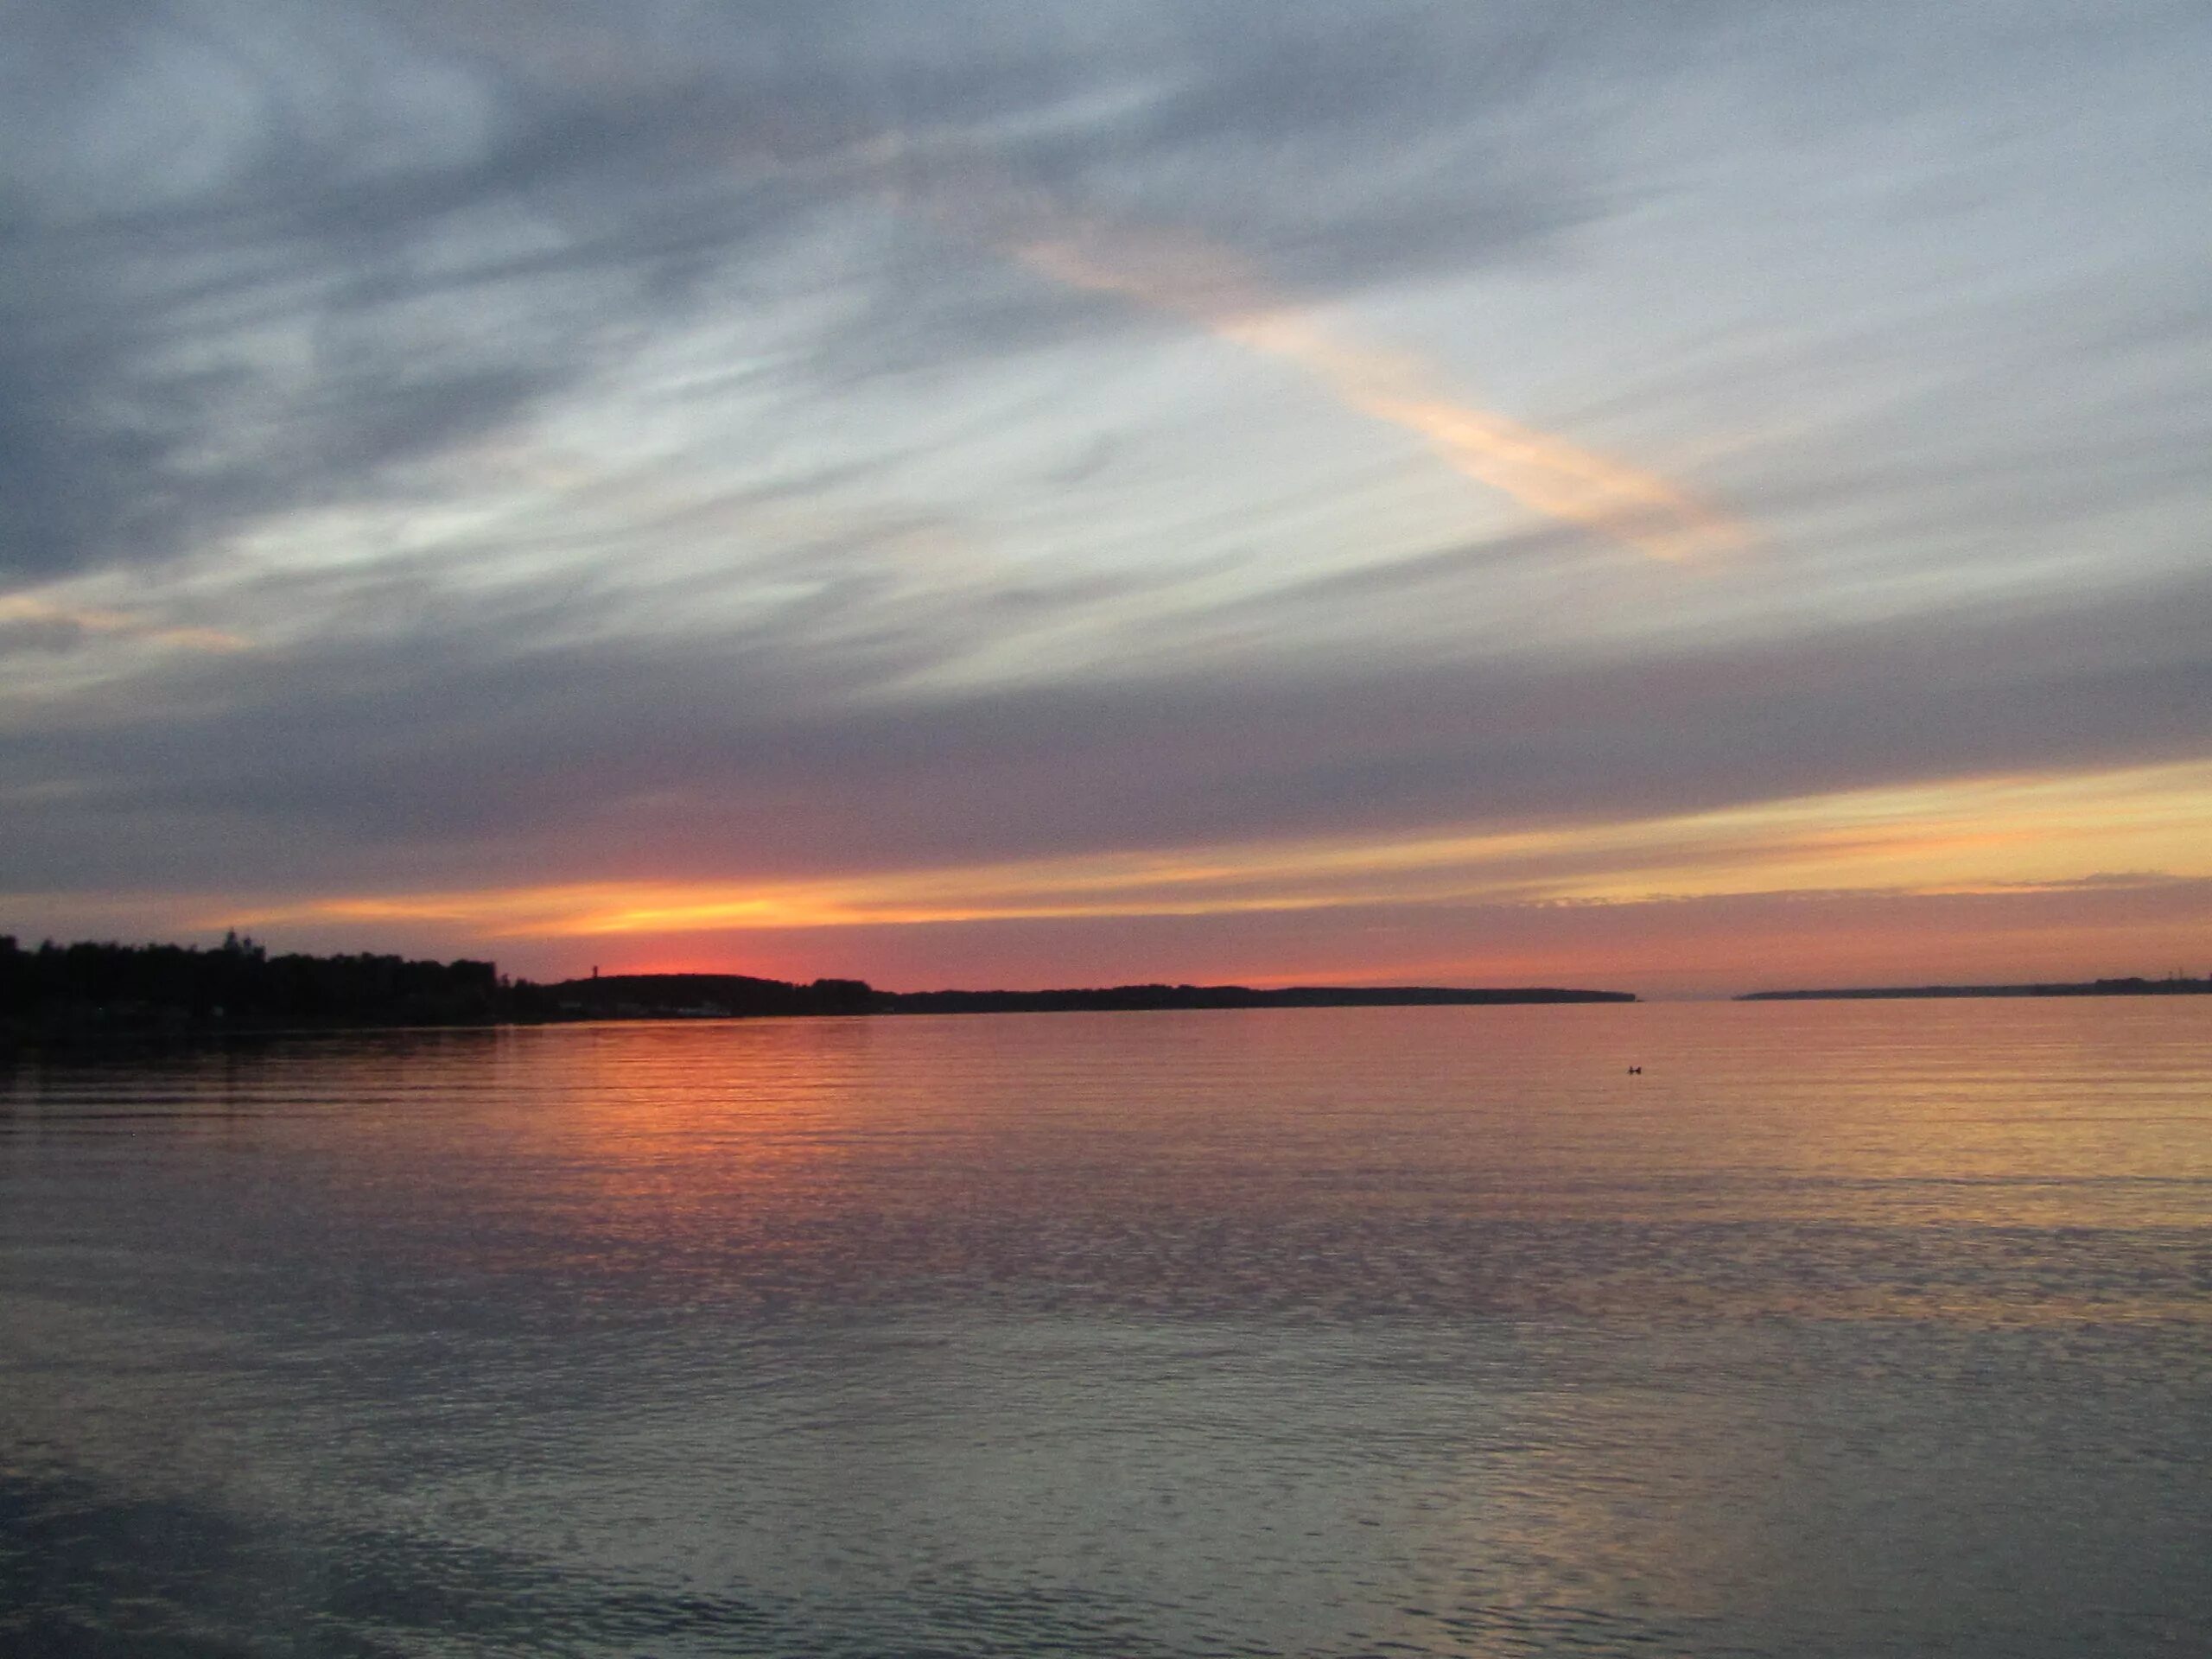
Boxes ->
[3,1000,2207,1656]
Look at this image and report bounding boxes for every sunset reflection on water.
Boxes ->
[3,1001,2207,1656]
[216,1000,2211,1326]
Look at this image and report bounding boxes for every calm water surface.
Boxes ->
[3,1001,2208,1656]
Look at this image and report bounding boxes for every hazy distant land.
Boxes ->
[1,934,1631,1044]
[555,974,1635,1020]
[1740,976,2212,1001]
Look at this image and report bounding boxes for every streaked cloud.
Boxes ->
[204,760,2212,944]
[0,596,249,658]
[1003,214,1745,561]
[3,2,2209,991]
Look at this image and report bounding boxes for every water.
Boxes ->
[3,1000,2207,1656]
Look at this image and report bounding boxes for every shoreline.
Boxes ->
[3,985,1641,1052]
[1740,976,2212,1001]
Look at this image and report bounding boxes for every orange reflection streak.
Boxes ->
[310,1005,2212,1325]
[214,760,2212,940]
[333,1023,897,1305]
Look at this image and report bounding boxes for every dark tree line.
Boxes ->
[1,933,504,1039]
[537,972,877,1019]
[0,937,892,1045]
[3,931,1634,1048]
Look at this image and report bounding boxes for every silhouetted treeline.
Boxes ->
[1739,976,2212,1001]
[2,934,1635,1049]
[0,948,884,1042]
[1,933,502,1042]
[537,976,1633,1017]
[538,973,876,1020]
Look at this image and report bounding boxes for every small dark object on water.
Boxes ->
[1628,1065,1642,1074]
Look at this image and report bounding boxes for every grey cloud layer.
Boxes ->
[4,1,2210,922]
[6,3,791,579]
[11,1,2202,579]
[8,563,2209,895]
[3,0,1628,583]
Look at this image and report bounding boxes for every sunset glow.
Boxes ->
[4,4,2207,996]
[157,762,2208,994]
[10,15,2212,1657]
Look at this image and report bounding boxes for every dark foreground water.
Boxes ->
[3,1000,2207,1656]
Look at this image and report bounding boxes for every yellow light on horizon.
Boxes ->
[207,760,2212,944]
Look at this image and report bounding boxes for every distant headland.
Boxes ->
[551,974,1634,1020]
[1739,976,2211,1001]
[1,933,1633,1045]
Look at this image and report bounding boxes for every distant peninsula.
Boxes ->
[1,933,1633,1045]
[550,974,1635,1020]
[1739,976,2211,1001]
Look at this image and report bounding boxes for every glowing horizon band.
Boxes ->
[200,760,2212,940]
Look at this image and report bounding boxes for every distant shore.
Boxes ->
[2,936,1636,1046]
[542,975,1637,1020]
[1739,976,2211,1001]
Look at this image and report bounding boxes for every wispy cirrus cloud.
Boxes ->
[3,2,2209,990]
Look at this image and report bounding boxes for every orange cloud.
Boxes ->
[213,760,2212,943]
[1009,220,1746,562]
[0,594,249,654]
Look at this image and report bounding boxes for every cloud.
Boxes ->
[201,758,2212,952]
[3,556,2208,902]
[2,3,797,584]
[0,596,247,657]
[0,1,1658,587]
[3,1,2210,989]
[999,219,1745,560]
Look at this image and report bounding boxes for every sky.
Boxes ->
[3,0,2209,996]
